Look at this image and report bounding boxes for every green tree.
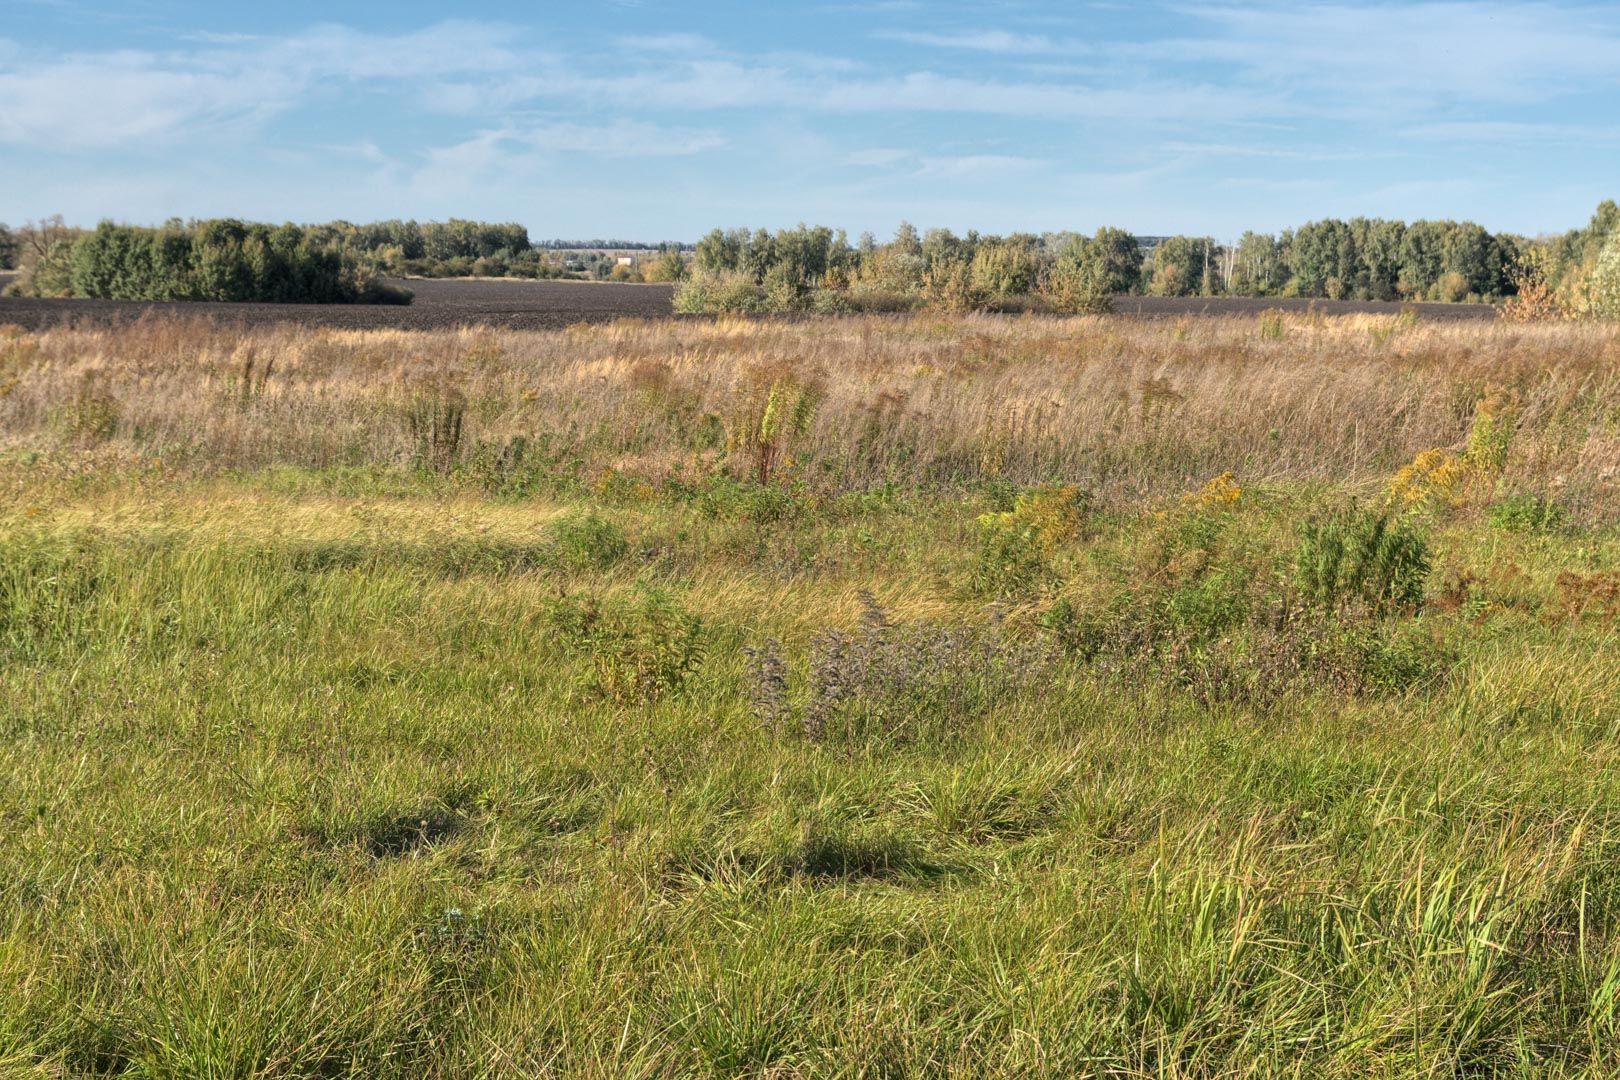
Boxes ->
[1233,232,1285,296]
[1397,220,1448,298]
[694,228,746,275]
[1090,227,1143,294]
[891,221,922,257]
[1148,236,1212,297]
[1591,231,1620,319]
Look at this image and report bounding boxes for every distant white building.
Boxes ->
[616,256,635,266]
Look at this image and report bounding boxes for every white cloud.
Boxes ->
[1400,121,1620,146]
[617,32,716,54]
[0,20,526,149]
[1165,1,1620,107]
[915,154,1044,177]
[845,148,913,167]
[876,30,1068,54]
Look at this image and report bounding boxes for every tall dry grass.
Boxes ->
[2,312,1618,514]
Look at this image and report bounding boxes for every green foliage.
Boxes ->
[1041,233,1122,314]
[549,586,706,704]
[61,219,411,305]
[1296,508,1430,614]
[547,509,629,570]
[1591,230,1620,319]
[1148,235,1217,297]
[672,271,768,314]
[645,245,688,283]
[1489,494,1569,534]
[972,485,1089,597]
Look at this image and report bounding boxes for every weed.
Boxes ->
[972,484,1089,597]
[547,509,629,571]
[1490,494,1570,533]
[550,586,706,704]
[404,382,466,472]
[748,596,1050,748]
[729,365,824,486]
[1296,507,1430,615]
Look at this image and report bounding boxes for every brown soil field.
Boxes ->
[0,273,1499,330]
[0,277,677,332]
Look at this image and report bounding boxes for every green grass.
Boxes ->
[2,463,1620,1078]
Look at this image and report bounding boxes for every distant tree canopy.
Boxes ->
[8,200,1616,314]
[0,223,18,271]
[32,220,410,304]
[679,206,1619,311]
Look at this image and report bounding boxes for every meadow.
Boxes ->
[2,311,1620,1077]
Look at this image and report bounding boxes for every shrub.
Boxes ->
[969,242,1039,300]
[1489,494,1569,534]
[1431,271,1469,303]
[1295,508,1430,615]
[1041,255,1113,315]
[547,509,629,570]
[549,588,706,705]
[673,271,766,315]
[921,259,988,314]
[972,485,1089,597]
[1591,231,1620,319]
[645,247,688,283]
[54,220,411,305]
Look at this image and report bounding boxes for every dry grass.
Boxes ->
[4,312,1618,516]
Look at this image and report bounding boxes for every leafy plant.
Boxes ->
[547,509,628,570]
[1296,508,1430,614]
[549,587,706,705]
[1488,494,1569,534]
[730,367,824,486]
[972,484,1089,597]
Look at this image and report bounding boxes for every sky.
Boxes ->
[2,0,1617,241]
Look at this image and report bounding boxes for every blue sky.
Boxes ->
[2,1,1617,240]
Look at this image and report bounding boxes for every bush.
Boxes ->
[1591,231,1620,319]
[57,220,412,305]
[547,509,629,570]
[1489,494,1569,533]
[1041,255,1113,315]
[1295,508,1429,615]
[972,485,1089,597]
[673,271,766,315]
[549,588,706,704]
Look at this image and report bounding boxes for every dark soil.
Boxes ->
[0,273,1498,331]
[0,277,677,332]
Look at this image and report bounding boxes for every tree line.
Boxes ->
[0,217,692,299]
[5,219,412,304]
[679,202,1617,315]
[4,202,1615,313]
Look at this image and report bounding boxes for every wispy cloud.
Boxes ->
[1165,1,1620,107]
[875,29,1068,54]
[1399,120,1620,146]
[0,20,525,148]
